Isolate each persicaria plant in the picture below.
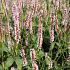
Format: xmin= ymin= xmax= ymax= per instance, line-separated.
xmin=0 ymin=0 xmax=70 ymax=70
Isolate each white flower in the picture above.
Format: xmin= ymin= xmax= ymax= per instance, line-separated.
xmin=11 ymin=67 xmax=15 ymax=70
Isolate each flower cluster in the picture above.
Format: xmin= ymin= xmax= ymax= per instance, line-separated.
xmin=62 ymin=5 xmax=68 ymax=27
xmin=49 ymin=11 xmax=55 ymax=43
xmin=20 ymin=48 xmax=27 ymax=66
xmin=25 ymin=10 xmax=33 ymax=47
xmin=11 ymin=0 xmax=20 ymax=44
xmin=30 ymin=49 xmax=38 ymax=70
xmin=37 ymin=15 xmax=43 ymax=49
xmin=53 ymin=0 xmax=60 ymax=9
xmin=17 ymin=0 xmax=23 ymax=15
xmin=5 ymin=0 xmax=10 ymax=10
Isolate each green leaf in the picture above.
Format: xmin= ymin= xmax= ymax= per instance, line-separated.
xmin=2 ymin=43 xmax=8 ymax=52
xmin=0 ymin=42 xmax=2 ymax=54
xmin=45 ymin=58 xmax=50 ymax=65
xmin=54 ymin=64 xmax=62 ymax=70
xmin=58 ymin=48 xmax=62 ymax=54
xmin=32 ymin=35 xmax=36 ymax=42
xmin=55 ymin=42 xmax=60 ymax=47
xmin=0 ymin=42 xmax=8 ymax=54
xmin=36 ymin=49 xmax=44 ymax=60
xmin=27 ymin=66 xmax=32 ymax=70
xmin=15 ymin=57 xmax=22 ymax=66
xmin=0 ymin=65 xmax=3 ymax=70
xmin=50 ymin=42 xmax=55 ymax=50
xmin=15 ymin=57 xmax=22 ymax=70
xmin=2 ymin=15 xmax=7 ymax=24
xmin=67 ymin=61 xmax=70 ymax=66
xmin=5 ymin=57 xmax=14 ymax=68
xmin=0 ymin=42 xmax=2 ymax=48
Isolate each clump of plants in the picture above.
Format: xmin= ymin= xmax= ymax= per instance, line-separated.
xmin=0 ymin=0 xmax=70 ymax=70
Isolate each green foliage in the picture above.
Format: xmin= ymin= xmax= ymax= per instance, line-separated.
xmin=0 ymin=65 xmax=3 ymax=70
xmin=2 ymin=15 xmax=7 ymax=25
xmin=5 ymin=57 xmax=14 ymax=69
xmin=15 ymin=57 xmax=22 ymax=70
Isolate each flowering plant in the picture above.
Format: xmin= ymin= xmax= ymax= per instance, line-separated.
xmin=0 ymin=0 xmax=70 ymax=70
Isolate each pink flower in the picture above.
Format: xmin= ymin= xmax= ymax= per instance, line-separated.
xmin=62 ymin=6 xmax=68 ymax=26
xmin=20 ymin=48 xmax=27 ymax=66
xmin=5 ymin=0 xmax=10 ymax=10
xmin=37 ymin=15 xmax=43 ymax=49
xmin=11 ymin=1 xmax=20 ymax=44
xmin=26 ymin=0 xmax=31 ymax=9
xmin=17 ymin=0 xmax=23 ymax=14
xmin=27 ymin=11 xmax=33 ymax=34
xmin=32 ymin=62 xmax=39 ymax=70
xmin=31 ymin=0 xmax=39 ymax=13
xmin=31 ymin=0 xmax=36 ymax=8
xmin=53 ymin=0 xmax=60 ymax=8
xmin=25 ymin=11 xmax=32 ymax=29
xmin=25 ymin=10 xmax=33 ymax=47
xmin=49 ymin=13 xmax=55 ymax=43
xmin=30 ymin=49 xmax=38 ymax=70
xmin=30 ymin=49 xmax=36 ymax=62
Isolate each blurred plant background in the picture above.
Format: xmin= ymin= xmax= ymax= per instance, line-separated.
xmin=0 ymin=0 xmax=70 ymax=70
